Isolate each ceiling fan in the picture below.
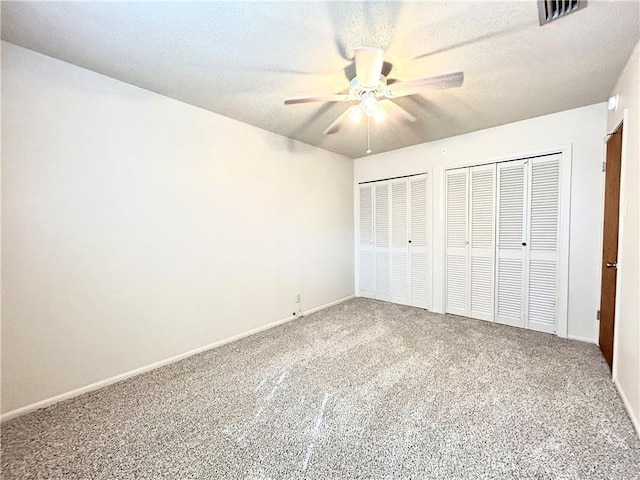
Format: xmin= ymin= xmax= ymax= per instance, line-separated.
xmin=284 ymin=47 xmax=464 ymax=136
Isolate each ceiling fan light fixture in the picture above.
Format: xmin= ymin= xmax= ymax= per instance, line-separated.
xmin=360 ymin=93 xmax=378 ymax=116
xmin=348 ymin=106 xmax=365 ymax=124
xmin=373 ymin=107 xmax=388 ymax=123
xmin=360 ymin=93 xmax=386 ymax=122
xmin=373 ymin=107 xmax=387 ymax=124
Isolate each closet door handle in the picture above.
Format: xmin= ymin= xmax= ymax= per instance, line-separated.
xmin=522 ymin=242 xmax=527 ymax=246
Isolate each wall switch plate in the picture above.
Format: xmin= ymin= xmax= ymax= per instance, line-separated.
xmin=295 ymin=294 xmax=301 ymax=303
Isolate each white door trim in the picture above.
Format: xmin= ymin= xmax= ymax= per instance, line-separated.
xmin=611 ymin=110 xmax=628 ymax=382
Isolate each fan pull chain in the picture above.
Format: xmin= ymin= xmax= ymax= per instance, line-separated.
xmin=366 ymin=115 xmax=372 ymax=154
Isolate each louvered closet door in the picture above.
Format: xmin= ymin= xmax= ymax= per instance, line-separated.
xmin=469 ymin=165 xmax=496 ymax=321
xmin=527 ymin=155 xmax=560 ymax=333
xmin=445 ymin=169 xmax=469 ymax=316
xmin=374 ymin=183 xmax=391 ymax=302
xmin=495 ymin=160 xmax=527 ymax=328
xmin=409 ymin=174 xmax=430 ymax=309
xmin=358 ymin=185 xmax=375 ymax=298
xmin=390 ymin=180 xmax=410 ymax=304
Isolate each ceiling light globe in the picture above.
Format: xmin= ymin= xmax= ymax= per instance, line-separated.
xmin=348 ymin=106 xmax=364 ymax=124
xmin=373 ymin=108 xmax=387 ymax=123
xmin=361 ymin=94 xmax=380 ymax=117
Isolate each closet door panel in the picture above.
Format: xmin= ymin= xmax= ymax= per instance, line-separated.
xmin=375 ymin=252 xmax=391 ymax=300
xmin=410 ymin=253 xmax=428 ymax=308
xmin=471 ymin=258 xmax=493 ymax=319
xmin=374 ymin=183 xmax=391 ymax=301
xmin=497 ymin=256 xmax=524 ymax=326
xmin=495 ymin=161 xmax=527 ymax=328
xmin=358 ymin=174 xmax=432 ymax=309
xmin=527 ymin=156 xmax=560 ymax=333
xmin=409 ymin=175 xmax=430 ymax=309
xmin=440 ymin=155 xmax=562 ymax=333
xmin=528 ymin=260 xmax=557 ymax=332
xmin=445 ymin=169 xmax=469 ymax=316
xmin=392 ymin=253 xmax=410 ymax=303
xmin=446 ymin=256 xmax=467 ymax=314
xmin=390 ymin=181 xmax=410 ymax=304
xmin=358 ymin=185 xmax=375 ymax=298
xmin=469 ymin=165 xmax=496 ymax=321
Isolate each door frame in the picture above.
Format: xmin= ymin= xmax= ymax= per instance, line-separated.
xmin=609 ymin=111 xmax=629 ymax=381
xmin=439 ymin=144 xmax=572 ymax=338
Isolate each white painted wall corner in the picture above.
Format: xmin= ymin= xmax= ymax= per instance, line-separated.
xmin=614 ymin=378 xmax=640 ymax=437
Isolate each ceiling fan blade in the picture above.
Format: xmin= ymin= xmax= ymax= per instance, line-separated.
xmin=379 ymin=100 xmax=417 ymax=123
xmin=386 ymin=72 xmax=464 ymax=98
xmin=323 ymin=106 xmax=360 ymax=135
xmin=284 ymin=94 xmax=351 ymax=105
xmin=355 ymin=47 xmax=384 ymax=89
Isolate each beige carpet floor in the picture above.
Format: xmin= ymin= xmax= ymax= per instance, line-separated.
xmin=2 ymin=298 xmax=639 ymax=479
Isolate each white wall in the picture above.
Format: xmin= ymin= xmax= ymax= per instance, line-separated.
xmin=355 ymin=102 xmax=607 ymax=343
xmin=1 ymin=42 xmax=354 ymax=415
xmin=608 ymin=41 xmax=639 ymax=434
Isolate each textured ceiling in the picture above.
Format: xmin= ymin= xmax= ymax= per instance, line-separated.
xmin=2 ymin=1 xmax=639 ymax=159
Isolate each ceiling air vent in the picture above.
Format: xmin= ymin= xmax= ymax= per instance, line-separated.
xmin=538 ymin=0 xmax=587 ymax=25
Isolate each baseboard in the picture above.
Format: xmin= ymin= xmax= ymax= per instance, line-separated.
xmin=302 ymin=294 xmax=354 ymax=316
xmin=614 ymin=377 xmax=640 ymax=437
xmin=0 ymin=294 xmax=355 ymax=423
xmin=567 ymin=334 xmax=598 ymax=344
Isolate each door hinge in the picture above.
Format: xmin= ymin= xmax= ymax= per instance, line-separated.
xmin=602 ymin=161 xmax=606 ymax=172
xmin=597 ymin=310 xmax=600 ymax=320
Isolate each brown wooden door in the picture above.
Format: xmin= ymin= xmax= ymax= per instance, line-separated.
xmin=599 ymin=124 xmax=623 ymax=368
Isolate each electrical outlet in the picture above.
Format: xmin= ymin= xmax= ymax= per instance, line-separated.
xmin=295 ymin=293 xmax=303 ymax=318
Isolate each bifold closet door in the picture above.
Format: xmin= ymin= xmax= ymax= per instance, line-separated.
xmin=358 ymin=175 xmax=431 ymax=309
xmin=390 ymin=180 xmax=410 ymax=304
xmin=445 ymin=166 xmax=495 ymax=320
xmin=495 ymin=160 xmax=527 ymax=328
xmin=469 ymin=164 xmax=496 ymax=321
xmin=445 ymin=169 xmax=469 ymax=316
xmin=374 ymin=183 xmax=391 ymax=301
xmin=358 ymin=185 xmax=375 ymax=298
xmin=527 ymin=155 xmax=560 ymax=333
xmin=389 ymin=175 xmax=431 ymax=308
xmin=409 ymin=175 xmax=430 ymax=309
xmin=495 ymin=155 xmax=561 ymax=333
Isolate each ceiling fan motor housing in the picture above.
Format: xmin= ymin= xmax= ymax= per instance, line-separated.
xmin=349 ymin=75 xmax=388 ymax=99
xmin=349 ymin=76 xmax=389 ymax=122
